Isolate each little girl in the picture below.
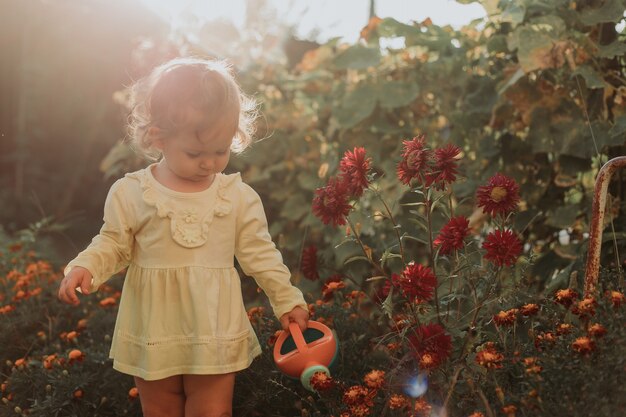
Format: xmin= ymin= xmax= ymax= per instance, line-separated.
xmin=58 ymin=57 xmax=309 ymax=417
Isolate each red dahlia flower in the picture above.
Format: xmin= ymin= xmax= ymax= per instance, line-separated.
xmin=482 ymin=229 xmax=522 ymax=267
xmin=397 ymin=135 xmax=433 ymax=185
xmin=408 ymin=323 xmax=452 ymax=370
xmin=476 ymin=173 xmax=520 ymax=217
xmin=312 ymin=177 xmax=352 ymax=227
xmin=425 ymin=143 xmax=461 ymax=190
xmin=434 ymin=216 xmax=470 ymax=255
xmin=339 ymin=147 xmax=371 ymax=197
xmin=300 ymin=245 xmax=320 ymax=281
xmin=395 ymin=263 xmax=437 ymax=303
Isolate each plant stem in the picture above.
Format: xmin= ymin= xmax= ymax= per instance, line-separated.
xmin=466 ymin=377 xmax=495 ymax=417
xmin=425 ymin=195 xmax=442 ymax=324
xmin=377 ymin=192 xmax=406 ymax=264
xmin=346 ymin=216 xmax=387 ymax=278
xmin=443 ymin=365 xmax=464 ymax=409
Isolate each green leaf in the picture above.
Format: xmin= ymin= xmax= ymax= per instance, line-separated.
xmin=509 ymin=16 xmax=567 ymax=72
xmin=545 ymin=204 xmax=579 ymax=228
xmin=377 ymin=18 xmax=421 ymax=38
xmin=609 ymin=115 xmax=626 ymax=138
xmin=487 ymin=34 xmax=510 ymax=54
xmin=381 ymin=288 xmax=394 ymax=318
xmin=580 ymin=0 xmax=625 ymax=25
xmin=597 ymin=40 xmax=626 ymax=58
xmin=376 ymin=80 xmax=420 ymax=109
xmin=280 ymin=193 xmax=312 ymax=221
xmin=333 ymin=44 xmax=381 ymax=70
xmin=344 ymin=255 xmax=371 ymax=265
xmin=332 ymin=83 xmax=377 ymax=128
xmin=501 ymin=2 xmax=526 ymax=26
xmin=571 ymin=65 xmax=606 ymax=89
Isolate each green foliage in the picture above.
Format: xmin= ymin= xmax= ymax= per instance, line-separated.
xmin=209 ymin=0 xmax=626 ymax=285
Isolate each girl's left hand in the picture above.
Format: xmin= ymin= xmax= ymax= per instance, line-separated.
xmin=279 ymin=306 xmax=309 ymax=332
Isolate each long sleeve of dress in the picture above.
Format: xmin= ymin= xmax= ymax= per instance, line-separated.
xmin=64 ymin=179 xmax=134 ymax=291
xmin=234 ymin=183 xmax=308 ymax=320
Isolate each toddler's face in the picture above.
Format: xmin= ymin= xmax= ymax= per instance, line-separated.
xmin=152 ymin=111 xmax=234 ymax=185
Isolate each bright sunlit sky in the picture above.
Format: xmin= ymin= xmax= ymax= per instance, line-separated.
xmin=139 ymin=0 xmax=487 ymax=42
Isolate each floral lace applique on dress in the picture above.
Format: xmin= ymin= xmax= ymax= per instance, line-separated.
xmin=126 ymin=169 xmax=240 ymax=248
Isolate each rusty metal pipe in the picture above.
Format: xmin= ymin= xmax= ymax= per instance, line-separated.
xmin=584 ymin=156 xmax=626 ymax=296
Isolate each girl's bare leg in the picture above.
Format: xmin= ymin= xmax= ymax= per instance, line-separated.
xmin=133 ymin=375 xmax=185 ymax=417
xmin=183 ymin=373 xmax=236 ymax=417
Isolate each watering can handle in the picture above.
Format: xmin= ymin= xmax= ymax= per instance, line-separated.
xmin=288 ymin=322 xmax=308 ymax=353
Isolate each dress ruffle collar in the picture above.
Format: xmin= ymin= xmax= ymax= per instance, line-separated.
xmin=125 ymin=167 xmax=241 ymax=248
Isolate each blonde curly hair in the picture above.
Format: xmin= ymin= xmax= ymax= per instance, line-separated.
xmin=127 ymin=57 xmax=257 ymax=159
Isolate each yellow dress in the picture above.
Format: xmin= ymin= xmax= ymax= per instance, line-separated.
xmin=65 ymin=164 xmax=308 ymax=380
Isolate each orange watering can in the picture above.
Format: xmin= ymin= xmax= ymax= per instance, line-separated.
xmin=273 ymin=320 xmax=339 ymax=391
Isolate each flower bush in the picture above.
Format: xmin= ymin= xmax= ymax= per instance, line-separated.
xmin=1 ymin=137 xmax=625 ymax=416
xmin=236 ymin=137 xmax=625 ymax=417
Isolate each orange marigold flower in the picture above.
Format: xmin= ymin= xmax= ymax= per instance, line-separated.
xmin=363 ymin=370 xmax=385 ymax=389
xmin=0 ymin=305 xmax=15 ymax=314
xmin=554 ymin=288 xmax=578 ymax=308
xmin=342 ymin=385 xmax=373 ymax=407
xmin=68 ymin=349 xmax=85 ymax=363
xmin=520 ymin=303 xmax=539 ymax=316
xmin=73 ymin=389 xmax=83 ymax=399
xmin=501 ymin=405 xmax=517 ymax=416
xmin=77 ymin=319 xmax=88 ymax=330
xmin=128 ymin=387 xmax=139 ymax=399
xmin=386 ymin=342 xmax=401 ymax=351
xmin=66 ymin=331 xmax=78 ymax=341
xmin=322 ymin=279 xmax=346 ymax=300
xmin=556 ymin=323 xmax=574 ymax=335
xmin=413 ymin=398 xmax=432 ymax=416
xmin=493 ymin=309 xmax=519 ymax=326
xmin=14 ymin=358 xmax=27 ymax=368
xmin=99 ymin=297 xmax=117 ymax=307
xmin=608 ymin=290 xmax=625 ymax=308
xmin=349 ymin=404 xmax=371 ymax=417
xmin=310 ymin=371 xmax=335 ymax=392
xmin=572 ymin=297 xmax=596 ymax=318
xmin=534 ymin=331 xmax=556 ymax=349
xmin=43 ymin=354 xmax=57 ymax=370
xmin=475 ymin=342 xmax=504 ymax=369
xmin=572 ymin=336 xmax=595 ymax=354
xmin=523 ymin=357 xmax=542 ymax=374
xmin=346 ymin=290 xmax=366 ymax=302
xmin=388 ymin=394 xmax=409 ymax=410
xmin=588 ymin=323 xmax=607 ymax=338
